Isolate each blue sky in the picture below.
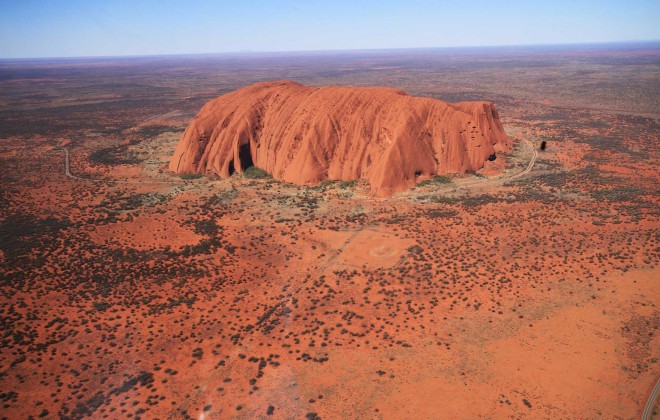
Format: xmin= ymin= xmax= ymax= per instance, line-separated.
xmin=1 ymin=0 xmax=658 ymax=58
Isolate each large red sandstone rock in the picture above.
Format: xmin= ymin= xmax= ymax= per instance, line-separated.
xmin=170 ymin=81 xmax=510 ymax=196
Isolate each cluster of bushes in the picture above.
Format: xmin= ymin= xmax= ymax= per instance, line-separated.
xmin=192 ymin=218 xmax=220 ymax=236
xmin=115 ymin=193 xmax=168 ymax=211
xmin=243 ymin=166 xmax=272 ymax=179
xmin=417 ymin=175 xmax=452 ymax=187
xmin=136 ymin=124 xmax=172 ymax=138
xmin=0 ymin=214 xmax=71 ymax=261
xmin=592 ymin=186 xmax=644 ymax=202
xmin=180 ymin=173 xmax=203 ymax=180
xmin=311 ymin=178 xmax=357 ymax=191
xmin=206 ymin=187 xmax=238 ymax=205
xmin=425 ymin=209 xmax=458 ymax=218
xmin=88 ymin=144 xmax=142 ymax=165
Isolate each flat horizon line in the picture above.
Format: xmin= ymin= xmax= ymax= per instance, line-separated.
xmin=1 ymin=39 xmax=659 ymax=61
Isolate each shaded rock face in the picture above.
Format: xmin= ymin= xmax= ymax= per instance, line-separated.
xmin=170 ymin=80 xmax=510 ymax=196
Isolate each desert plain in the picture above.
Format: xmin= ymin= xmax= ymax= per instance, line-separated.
xmin=0 ymin=43 xmax=658 ymax=418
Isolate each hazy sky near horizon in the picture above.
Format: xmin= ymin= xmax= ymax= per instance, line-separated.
xmin=1 ymin=0 xmax=659 ymax=58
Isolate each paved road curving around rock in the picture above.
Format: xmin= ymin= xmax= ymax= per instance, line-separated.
xmin=642 ymin=378 xmax=660 ymax=420
xmin=55 ymin=136 xmax=539 ymax=190
xmin=55 ymin=145 xmax=185 ymax=185
xmin=503 ymin=137 xmax=539 ymax=181
xmin=56 ymin=145 xmax=99 ymax=181
xmin=453 ymin=136 xmax=538 ymax=189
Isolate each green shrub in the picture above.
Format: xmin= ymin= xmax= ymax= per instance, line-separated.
xmin=417 ymin=175 xmax=452 ymax=187
xmin=311 ymin=180 xmax=335 ymax=191
xmin=243 ymin=166 xmax=271 ymax=179
xmin=88 ymin=144 xmax=142 ymax=165
xmin=180 ymin=173 xmax=203 ymax=180
xmin=433 ymin=175 xmax=452 ymax=183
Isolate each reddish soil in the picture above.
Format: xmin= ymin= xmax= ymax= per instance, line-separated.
xmin=0 ymin=44 xmax=658 ymax=419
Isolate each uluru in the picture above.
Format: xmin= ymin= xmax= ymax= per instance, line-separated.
xmin=170 ymin=80 xmax=510 ymax=196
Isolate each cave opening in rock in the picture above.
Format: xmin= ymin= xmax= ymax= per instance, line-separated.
xmin=487 ymin=153 xmax=497 ymax=161
xmin=228 ymin=160 xmax=235 ymax=176
xmin=239 ymin=143 xmax=254 ymax=171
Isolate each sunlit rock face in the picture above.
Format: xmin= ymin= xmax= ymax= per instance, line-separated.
xmin=170 ymin=80 xmax=510 ymax=196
